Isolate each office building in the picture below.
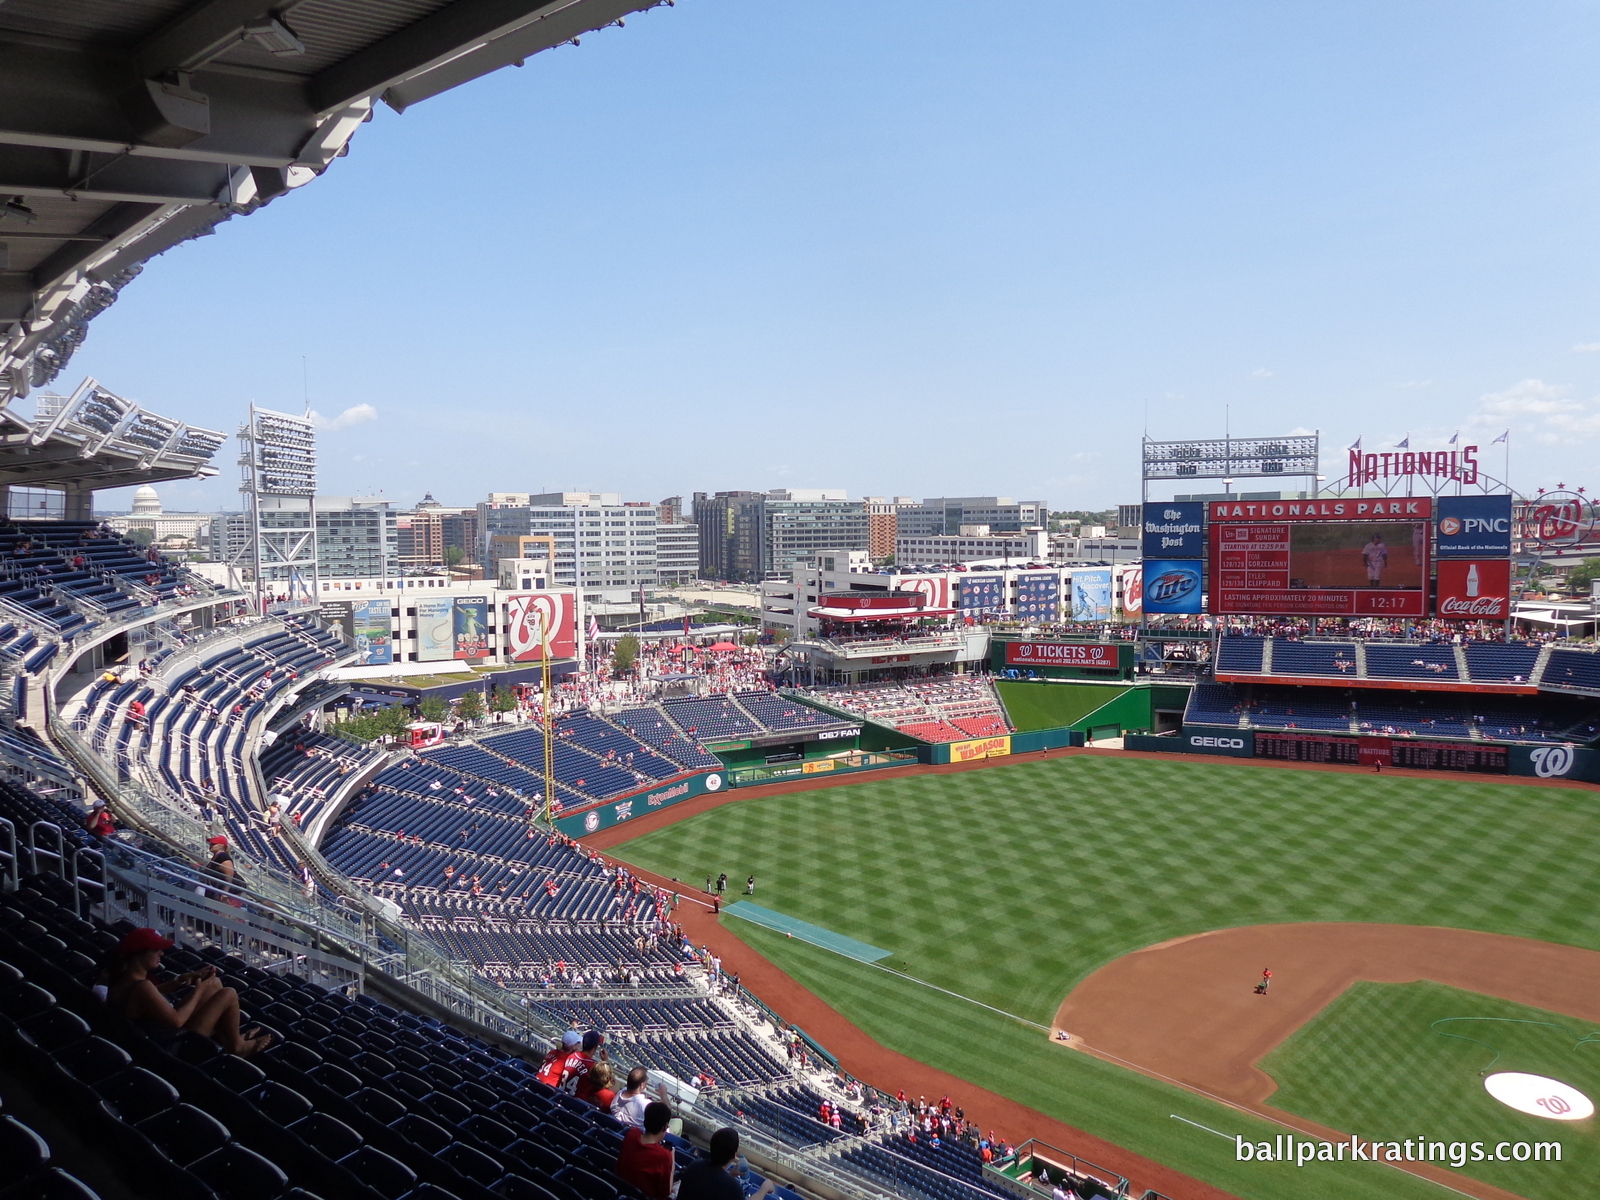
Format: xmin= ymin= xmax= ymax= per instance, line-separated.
xmin=895 ymin=496 xmax=1049 ymax=538
xmin=477 ymin=491 xmax=657 ymax=602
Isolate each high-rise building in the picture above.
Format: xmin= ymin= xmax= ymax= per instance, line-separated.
xmin=861 ymin=496 xmax=915 ymax=562
xmin=762 ymin=490 xmax=868 ymax=579
xmin=476 ymin=491 xmax=657 ymax=602
xmin=895 ymin=496 xmax=1049 ymax=539
xmin=693 ymin=489 xmax=868 ymax=581
xmin=693 ymin=491 xmax=765 ymax=582
xmin=658 ymin=495 xmax=684 ymax=525
xmin=398 ymin=493 xmax=478 ymax=569
xmin=314 ymin=497 xmax=398 ymax=579
xmin=655 ymin=522 xmax=699 ymax=584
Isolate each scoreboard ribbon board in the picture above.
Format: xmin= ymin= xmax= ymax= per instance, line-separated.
xmin=1255 ymin=731 xmax=1507 ymax=773
xmin=1209 ymin=497 xmax=1432 ymax=616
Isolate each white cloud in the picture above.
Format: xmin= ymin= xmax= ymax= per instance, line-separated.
xmin=1573 ymin=343 xmax=1600 ymax=353
xmin=1249 ymin=368 xmax=1273 ymax=378
xmin=1468 ymin=378 xmax=1600 ymax=443
xmin=1400 ymin=380 xmax=1434 ymax=389
xmin=309 ymin=403 xmax=377 ymax=432
xmin=1287 ymin=426 xmax=1315 ymax=436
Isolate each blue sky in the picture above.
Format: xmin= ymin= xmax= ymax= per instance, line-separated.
xmin=72 ymin=0 xmax=1600 ymax=513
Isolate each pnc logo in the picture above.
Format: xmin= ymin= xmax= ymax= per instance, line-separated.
xmin=1439 ymin=517 xmax=1462 ymax=536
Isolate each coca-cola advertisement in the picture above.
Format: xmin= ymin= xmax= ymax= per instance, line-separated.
xmin=1436 ymin=559 xmax=1510 ymax=620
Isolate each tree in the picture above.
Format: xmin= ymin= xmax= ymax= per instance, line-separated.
xmin=612 ymin=633 xmax=639 ymax=676
xmin=456 ymin=689 xmax=484 ymax=722
xmin=444 ymin=545 xmax=466 ymax=568
xmin=1564 ymin=557 xmax=1600 ymax=594
xmin=419 ymin=695 xmax=448 ymax=723
xmin=489 ymin=686 xmax=518 ymax=716
xmin=742 ymin=631 xmax=759 ymax=647
xmin=127 ymin=527 xmax=155 ymax=546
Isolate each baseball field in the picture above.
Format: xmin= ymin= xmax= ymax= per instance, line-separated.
xmin=608 ymin=753 xmax=1600 ymax=1200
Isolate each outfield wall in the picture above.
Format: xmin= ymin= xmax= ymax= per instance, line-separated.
xmin=1126 ymin=728 xmax=1600 ymax=782
xmin=554 ymin=769 xmax=727 ymax=836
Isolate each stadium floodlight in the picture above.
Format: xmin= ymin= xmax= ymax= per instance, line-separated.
xmin=1141 ymin=433 xmax=1320 ymax=483
xmin=1 ymin=196 xmax=34 ymax=224
xmin=242 ymin=16 xmax=306 ymax=56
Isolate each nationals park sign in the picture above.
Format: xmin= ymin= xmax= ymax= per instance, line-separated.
xmin=1005 ymin=642 xmax=1119 ymax=668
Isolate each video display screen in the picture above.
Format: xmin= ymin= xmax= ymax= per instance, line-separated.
xmin=1210 ymin=519 xmax=1430 ymax=616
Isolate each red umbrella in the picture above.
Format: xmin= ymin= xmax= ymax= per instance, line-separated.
xmin=707 ymin=641 xmax=740 ymax=651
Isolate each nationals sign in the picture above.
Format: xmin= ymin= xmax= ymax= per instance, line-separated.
xmin=1005 ymin=641 xmax=1118 ymax=668
xmin=505 ymin=592 xmax=576 ymax=662
xmin=1436 ymin=559 xmax=1511 ymax=620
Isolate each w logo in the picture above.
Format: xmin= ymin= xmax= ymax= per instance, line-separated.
xmin=508 ymin=593 xmax=568 ymax=661
xmin=1529 ymin=744 xmax=1575 ymax=778
xmin=1537 ymin=1095 xmax=1572 ymax=1115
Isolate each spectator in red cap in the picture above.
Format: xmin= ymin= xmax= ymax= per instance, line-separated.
xmin=102 ymin=928 xmax=272 ymax=1057
xmin=201 ymin=836 xmax=238 ymax=902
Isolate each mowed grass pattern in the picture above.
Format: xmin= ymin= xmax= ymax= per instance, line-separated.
xmin=618 ymin=756 xmax=1600 ymax=1023
xmin=1263 ymin=982 xmax=1600 ymax=1198
xmin=611 ymin=756 xmax=1600 ymax=1200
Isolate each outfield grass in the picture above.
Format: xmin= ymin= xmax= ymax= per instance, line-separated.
xmin=611 ymin=755 xmax=1600 ymax=1200
xmin=1263 ymin=981 xmax=1600 ymax=1199
xmin=993 ymin=681 xmax=1127 ymax=731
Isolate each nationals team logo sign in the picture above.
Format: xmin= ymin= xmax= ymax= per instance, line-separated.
xmin=506 ymin=592 xmax=575 ymax=662
xmin=1529 ymin=744 xmax=1575 ymax=778
xmin=896 ymin=577 xmax=949 ymax=610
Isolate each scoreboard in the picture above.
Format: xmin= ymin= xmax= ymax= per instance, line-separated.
xmin=1255 ymin=730 xmax=1506 ymax=773
xmin=1208 ymin=498 xmax=1432 ymax=617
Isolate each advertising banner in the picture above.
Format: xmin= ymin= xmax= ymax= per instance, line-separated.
xmin=554 ymin=770 xmax=726 ymax=838
xmin=319 ymin=600 xmax=353 ymax=638
xmin=415 ymin=596 xmax=455 ymax=661
xmin=350 ymin=598 xmax=393 ymax=666
xmin=1071 ymin=569 xmax=1112 ymax=621
xmin=1209 ymin=515 xmax=1430 ymax=617
xmin=453 ymin=596 xmax=491 ymax=660
xmin=1435 ymin=495 xmax=1513 ymax=558
xmin=895 ymin=576 xmax=950 ymax=610
xmin=1004 ymin=642 xmax=1118 ymax=668
xmin=506 ymin=592 xmax=576 ymax=662
xmin=1436 ymin=559 xmax=1511 ymax=621
xmin=1014 ymin=573 xmax=1060 ymax=621
xmin=1141 ymin=560 xmax=1204 ymax=614
xmin=958 ymin=576 xmax=1005 ymax=616
xmin=1119 ymin=566 xmax=1143 ymax=615
xmin=1142 ymin=500 xmax=1205 ymax=558
xmin=1179 ymin=727 xmax=1255 ymax=756
xmin=950 ymin=735 xmax=1010 ymax=762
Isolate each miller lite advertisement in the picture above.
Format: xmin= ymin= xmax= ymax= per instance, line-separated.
xmin=1436 ymin=559 xmax=1510 ymax=620
xmin=1141 ymin=560 xmax=1204 ymax=614
xmin=506 ymin=592 xmax=576 ymax=661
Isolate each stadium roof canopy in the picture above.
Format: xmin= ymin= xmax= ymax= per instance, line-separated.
xmin=0 ymin=0 xmax=665 ymax=406
xmin=0 ymin=375 xmax=226 ymax=491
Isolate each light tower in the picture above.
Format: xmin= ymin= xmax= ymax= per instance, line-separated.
xmin=234 ymin=405 xmax=319 ymax=612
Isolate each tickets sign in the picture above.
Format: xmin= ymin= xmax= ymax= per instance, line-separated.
xmin=1004 ymin=642 xmax=1118 ymax=668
